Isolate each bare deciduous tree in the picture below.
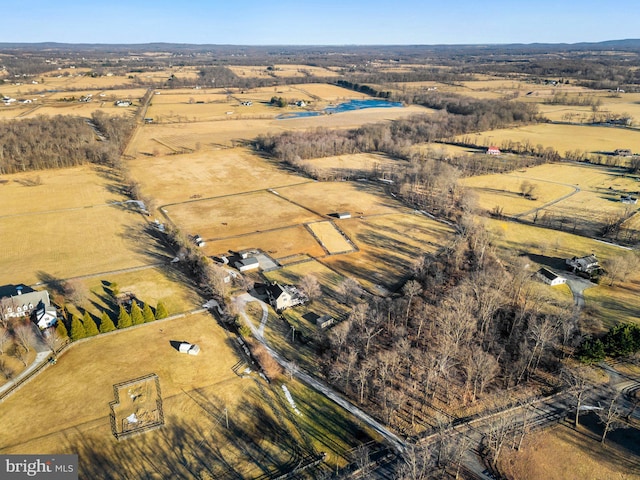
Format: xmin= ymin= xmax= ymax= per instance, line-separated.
xmin=63 ymin=279 xmax=89 ymax=307
xmin=597 ymin=388 xmax=628 ymax=445
xmin=0 ymin=327 xmax=10 ymax=355
xmin=561 ymin=365 xmax=594 ymax=428
xmin=14 ymin=324 xmax=35 ymax=353
xmin=402 ymin=280 xmax=422 ymax=327
xmin=398 ymin=443 xmax=431 ymax=480
xmin=298 ymin=274 xmax=321 ymax=302
xmin=338 ymin=277 xmax=364 ymax=305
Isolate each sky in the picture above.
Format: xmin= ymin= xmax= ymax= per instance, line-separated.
xmin=3 ymin=0 xmax=639 ymax=45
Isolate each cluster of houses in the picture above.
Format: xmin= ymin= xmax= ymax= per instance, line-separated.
xmin=0 ymin=285 xmax=57 ymax=330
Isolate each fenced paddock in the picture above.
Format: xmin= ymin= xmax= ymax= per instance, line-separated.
xmin=109 ymin=373 xmax=164 ymax=440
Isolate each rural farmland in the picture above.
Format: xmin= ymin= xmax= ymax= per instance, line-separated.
xmin=1 ymin=38 xmax=640 ymax=480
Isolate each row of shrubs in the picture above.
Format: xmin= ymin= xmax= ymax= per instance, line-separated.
xmin=56 ymin=301 xmax=169 ymax=342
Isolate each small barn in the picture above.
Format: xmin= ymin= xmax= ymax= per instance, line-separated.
xmin=336 ymin=212 xmax=351 ymax=219
xmin=487 ymin=146 xmax=501 ymax=155
xmin=536 ymin=267 xmax=566 ymax=286
xmin=316 ymin=315 xmax=335 ymax=329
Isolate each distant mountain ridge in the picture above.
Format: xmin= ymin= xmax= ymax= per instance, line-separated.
xmin=0 ymin=39 xmax=639 ymax=53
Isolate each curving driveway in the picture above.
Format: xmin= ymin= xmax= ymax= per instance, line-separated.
xmin=563 ymin=272 xmax=595 ymax=309
xmin=233 ymin=293 xmax=406 ymax=453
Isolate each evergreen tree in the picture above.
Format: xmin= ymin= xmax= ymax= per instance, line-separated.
xmin=155 ymin=301 xmax=168 ymax=320
xmin=56 ymin=319 xmax=69 ymax=340
xmin=131 ymin=302 xmax=144 ymax=325
xmin=99 ymin=311 xmax=116 ymax=333
xmin=83 ymin=311 xmax=99 ymax=337
xmin=142 ymin=303 xmax=155 ymax=323
xmin=117 ymin=305 xmax=132 ymax=329
xmin=577 ymin=337 xmax=605 ymax=364
xmin=70 ymin=314 xmax=86 ymax=341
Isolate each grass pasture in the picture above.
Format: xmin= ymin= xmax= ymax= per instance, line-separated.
xmin=461 ymin=173 xmax=576 ymax=216
xmin=323 ymin=213 xmax=453 ymax=293
xmin=0 ymin=313 xmax=376 ymax=477
xmin=67 ymin=265 xmax=201 ymax=319
xmin=456 ymin=123 xmax=640 ymax=159
xmin=298 ymin=152 xmax=409 ymax=179
xmin=128 ymin=148 xmax=307 ymax=205
xmin=164 ymin=191 xmax=323 ymax=241
xmin=307 ymin=221 xmax=354 ymax=254
xmin=0 ymin=165 xmax=164 ymax=286
xmin=499 ymin=419 xmax=640 ymax=480
xmin=205 ymin=225 xmax=326 ymax=260
xmin=276 ymin=180 xmax=407 ymax=217
xmin=462 ymin=163 xmax=640 ymax=237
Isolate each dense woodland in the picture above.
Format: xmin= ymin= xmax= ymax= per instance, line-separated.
xmin=0 ymin=113 xmax=133 ymax=174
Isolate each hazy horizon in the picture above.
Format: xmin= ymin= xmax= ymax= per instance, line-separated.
xmin=3 ymin=0 xmax=639 ymax=46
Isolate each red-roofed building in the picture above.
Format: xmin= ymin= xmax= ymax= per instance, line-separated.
xmin=487 ymin=146 xmax=501 ymax=155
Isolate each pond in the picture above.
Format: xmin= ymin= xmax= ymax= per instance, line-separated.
xmin=276 ymin=98 xmax=403 ymax=120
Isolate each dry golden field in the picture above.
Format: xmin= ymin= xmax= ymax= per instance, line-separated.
xmin=460 ymin=172 xmax=577 ymax=216
xmin=205 ymin=225 xmax=326 ymax=260
xmin=298 ymin=152 xmax=409 ymax=178
xmin=275 ymin=181 xmax=407 ymax=217
xmin=499 ymin=421 xmax=640 ymax=480
xmin=0 ymin=313 xmax=374 ymax=476
xmin=128 ymin=148 xmax=308 ymax=205
xmin=323 ymin=213 xmax=453 ymax=292
xmin=307 ymin=221 xmax=354 ymax=254
xmin=0 ymin=165 xmax=165 ymax=286
xmin=0 ymin=166 xmax=117 ymax=214
xmin=486 ymin=218 xmax=625 ymax=261
xmin=456 ymin=123 xmax=640 ymax=156
xmin=227 ymin=65 xmax=340 ymax=78
xmin=164 ymin=191 xmax=323 ymax=240
xmin=584 ymin=280 xmax=640 ymax=328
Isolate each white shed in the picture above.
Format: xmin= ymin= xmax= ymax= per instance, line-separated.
xmin=178 ymin=342 xmax=200 ymax=355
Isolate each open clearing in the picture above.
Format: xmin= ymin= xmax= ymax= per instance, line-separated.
xmin=298 ymin=152 xmax=409 ymax=178
xmin=0 ymin=313 xmax=375 ymax=476
xmin=127 ymin=104 xmax=428 ymax=153
xmin=323 ymin=213 xmax=453 ymax=292
xmin=461 ymin=172 xmax=576 ymax=216
xmin=68 ymin=265 xmax=202 ymax=319
xmin=205 ymin=225 xmax=327 ymax=260
xmin=164 ymin=191 xmax=323 ymax=240
xmin=455 ymin=123 xmax=640 ymax=157
xmin=129 ymin=147 xmax=307 ymax=205
xmin=499 ymin=419 xmax=640 ymax=480
xmin=462 ymin=163 xmax=640 ymax=236
xmin=276 ymin=181 xmax=407 ymax=217
xmin=307 ymin=221 xmax=354 ymax=254
xmin=0 ymin=165 xmax=164 ymax=286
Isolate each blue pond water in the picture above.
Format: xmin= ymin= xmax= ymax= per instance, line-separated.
xmin=276 ymin=99 xmax=403 ymax=120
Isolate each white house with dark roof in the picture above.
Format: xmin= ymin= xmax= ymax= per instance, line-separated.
xmin=0 ymin=286 xmax=57 ymax=329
